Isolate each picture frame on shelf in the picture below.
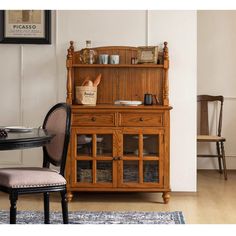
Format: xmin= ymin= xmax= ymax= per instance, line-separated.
xmin=137 ymin=46 xmax=158 ymax=64
xmin=0 ymin=10 xmax=51 ymax=44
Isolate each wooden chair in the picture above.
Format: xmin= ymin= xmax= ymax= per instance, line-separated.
xmin=197 ymin=95 xmax=227 ymax=180
xmin=0 ymin=103 xmax=71 ymax=224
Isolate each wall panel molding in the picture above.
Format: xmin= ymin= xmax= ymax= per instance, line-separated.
xmin=54 ymin=10 xmax=59 ymax=102
xmin=225 ymin=96 xmax=236 ymax=100
xmin=145 ymin=10 xmax=149 ymax=46
xmin=19 ymin=45 xmax=24 ymax=165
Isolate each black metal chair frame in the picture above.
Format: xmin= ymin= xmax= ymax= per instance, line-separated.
xmin=0 ymin=103 xmax=71 ymax=224
xmin=197 ymin=95 xmax=227 ymax=180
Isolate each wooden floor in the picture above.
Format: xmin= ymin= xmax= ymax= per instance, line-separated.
xmin=0 ymin=170 xmax=235 ymax=224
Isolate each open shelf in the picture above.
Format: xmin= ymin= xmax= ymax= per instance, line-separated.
xmin=72 ymin=64 xmax=164 ymax=68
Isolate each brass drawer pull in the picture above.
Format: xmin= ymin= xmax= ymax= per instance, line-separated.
xmin=91 ymin=117 xmax=96 ymax=121
xmin=139 ymin=117 xmax=144 ymax=121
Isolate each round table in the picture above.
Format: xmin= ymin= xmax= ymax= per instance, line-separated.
xmin=0 ymin=128 xmax=54 ymax=151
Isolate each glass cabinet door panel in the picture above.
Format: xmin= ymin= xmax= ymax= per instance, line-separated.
xmin=143 ymin=134 xmax=159 ymax=157
xmin=143 ymin=161 xmax=159 ymax=183
xmin=77 ymin=160 xmax=93 ymax=183
xmin=123 ymin=161 xmax=139 ymax=183
xmin=96 ymin=134 xmax=112 ymax=156
xmin=96 ymin=161 xmax=112 ymax=183
xmin=77 ymin=134 xmax=92 ymax=157
xmin=123 ymin=135 xmax=139 ymax=157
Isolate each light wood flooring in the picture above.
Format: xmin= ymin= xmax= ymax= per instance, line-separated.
xmin=0 ymin=170 xmax=235 ymax=224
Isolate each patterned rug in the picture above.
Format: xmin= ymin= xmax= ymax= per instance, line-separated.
xmin=0 ymin=210 xmax=185 ymax=224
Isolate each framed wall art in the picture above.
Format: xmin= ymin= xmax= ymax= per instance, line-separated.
xmin=137 ymin=46 xmax=158 ymax=64
xmin=0 ymin=10 xmax=51 ymax=44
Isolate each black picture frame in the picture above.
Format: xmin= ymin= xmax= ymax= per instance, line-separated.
xmin=0 ymin=10 xmax=51 ymax=44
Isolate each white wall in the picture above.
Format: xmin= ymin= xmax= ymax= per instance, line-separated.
xmin=148 ymin=11 xmax=197 ymax=191
xmin=0 ymin=10 xmax=197 ymax=191
xmin=197 ymin=10 xmax=236 ymax=169
xmin=0 ymin=12 xmax=57 ymax=166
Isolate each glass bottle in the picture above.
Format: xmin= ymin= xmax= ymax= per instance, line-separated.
xmin=86 ymin=40 xmax=96 ymax=64
xmin=86 ymin=40 xmax=91 ymax=48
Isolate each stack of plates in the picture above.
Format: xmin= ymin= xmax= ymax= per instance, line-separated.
xmin=114 ymin=100 xmax=142 ymax=106
xmin=3 ymin=126 xmax=33 ymax=132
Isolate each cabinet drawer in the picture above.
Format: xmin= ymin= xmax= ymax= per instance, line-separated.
xmin=119 ymin=113 xmax=163 ymax=127
xmin=72 ymin=113 xmax=115 ymax=126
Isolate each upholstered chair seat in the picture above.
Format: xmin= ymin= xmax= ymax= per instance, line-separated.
xmin=0 ymin=167 xmax=66 ymax=188
xmin=0 ymin=103 xmax=71 ymax=224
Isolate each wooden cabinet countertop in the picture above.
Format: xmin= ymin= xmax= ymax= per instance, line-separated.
xmin=71 ymin=104 xmax=173 ymax=110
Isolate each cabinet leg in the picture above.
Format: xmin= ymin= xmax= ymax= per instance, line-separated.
xmin=66 ymin=191 xmax=73 ymax=202
xmin=162 ymin=192 xmax=170 ymax=204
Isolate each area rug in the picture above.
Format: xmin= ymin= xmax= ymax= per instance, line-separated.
xmin=0 ymin=210 xmax=185 ymax=224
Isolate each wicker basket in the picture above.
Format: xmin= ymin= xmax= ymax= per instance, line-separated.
xmin=75 ymin=86 xmax=97 ymax=105
xmin=77 ymin=168 xmax=112 ymax=183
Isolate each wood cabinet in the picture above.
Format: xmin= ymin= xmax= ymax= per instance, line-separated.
xmin=65 ymin=41 xmax=172 ymax=203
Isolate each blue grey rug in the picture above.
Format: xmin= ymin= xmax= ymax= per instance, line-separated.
xmin=0 ymin=210 xmax=185 ymax=224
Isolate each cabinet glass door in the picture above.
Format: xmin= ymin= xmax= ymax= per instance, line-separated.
xmin=123 ymin=160 xmax=139 ymax=183
xmin=96 ymin=161 xmax=113 ymax=183
xmin=119 ymin=129 xmax=163 ymax=187
xmin=143 ymin=160 xmax=159 ymax=183
xmin=72 ymin=128 xmax=115 ymax=187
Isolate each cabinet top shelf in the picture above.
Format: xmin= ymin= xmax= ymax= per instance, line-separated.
xmin=72 ymin=64 xmax=164 ymax=68
xmin=66 ymin=41 xmax=170 ymax=106
xmin=71 ymin=104 xmax=172 ymax=110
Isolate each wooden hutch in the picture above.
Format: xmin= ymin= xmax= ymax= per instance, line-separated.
xmin=65 ymin=41 xmax=172 ymax=203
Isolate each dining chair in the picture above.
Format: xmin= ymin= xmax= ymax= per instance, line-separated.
xmin=197 ymin=95 xmax=227 ymax=180
xmin=0 ymin=103 xmax=71 ymax=224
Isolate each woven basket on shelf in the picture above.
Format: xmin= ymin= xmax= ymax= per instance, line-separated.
xmin=75 ymin=86 xmax=97 ymax=105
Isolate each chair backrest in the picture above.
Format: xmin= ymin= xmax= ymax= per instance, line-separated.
xmin=42 ymin=103 xmax=71 ymax=176
xmin=197 ymin=95 xmax=224 ymax=136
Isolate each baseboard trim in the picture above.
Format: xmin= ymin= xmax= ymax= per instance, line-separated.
xmin=197 ymin=155 xmax=236 ymax=169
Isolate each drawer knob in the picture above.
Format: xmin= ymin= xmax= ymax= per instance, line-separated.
xmin=91 ymin=117 xmax=96 ymax=121
xmin=139 ymin=117 xmax=144 ymax=121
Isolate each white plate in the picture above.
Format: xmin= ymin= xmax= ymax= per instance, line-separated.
xmin=4 ymin=126 xmax=33 ymax=132
xmin=97 ymin=137 xmax=103 ymax=142
xmin=77 ymin=135 xmax=92 ymax=144
xmin=77 ymin=136 xmax=104 ymax=144
xmin=132 ymin=135 xmax=149 ymax=139
xmin=134 ymin=149 xmax=149 ymax=155
xmin=114 ymin=100 xmax=142 ymax=106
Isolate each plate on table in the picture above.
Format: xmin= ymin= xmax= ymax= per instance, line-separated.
xmin=4 ymin=126 xmax=33 ymax=133
xmin=114 ymin=100 xmax=142 ymax=106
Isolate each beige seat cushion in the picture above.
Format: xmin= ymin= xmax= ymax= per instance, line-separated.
xmin=0 ymin=167 xmax=66 ymax=188
xmin=197 ymin=135 xmax=226 ymax=142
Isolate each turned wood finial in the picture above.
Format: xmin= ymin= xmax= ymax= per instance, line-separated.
xmin=163 ymin=41 xmax=169 ymax=58
xmin=163 ymin=41 xmax=169 ymax=69
xmin=67 ymin=41 xmax=74 ymax=60
xmin=70 ymin=41 xmax=74 ymax=51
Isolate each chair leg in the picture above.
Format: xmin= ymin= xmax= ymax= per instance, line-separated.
xmin=216 ymin=142 xmax=223 ymax=174
xmin=220 ymin=141 xmax=228 ymax=180
xmin=44 ymin=192 xmax=50 ymax=224
xmin=9 ymin=192 xmax=18 ymax=224
xmin=61 ymin=190 xmax=68 ymax=224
